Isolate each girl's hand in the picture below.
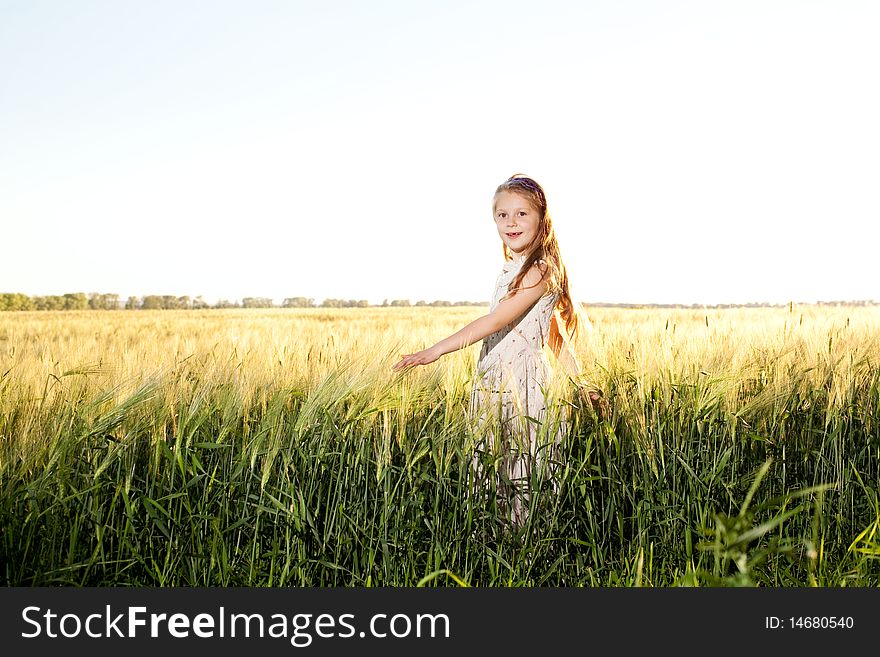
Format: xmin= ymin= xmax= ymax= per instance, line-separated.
xmin=392 ymin=346 xmax=442 ymax=371
xmin=571 ymin=379 xmax=610 ymax=421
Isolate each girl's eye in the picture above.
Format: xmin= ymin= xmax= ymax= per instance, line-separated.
xmin=519 ymin=211 xmax=527 ymax=216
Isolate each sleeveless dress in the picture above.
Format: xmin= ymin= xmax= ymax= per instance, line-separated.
xmin=467 ymin=252 xmax=567 ymax=528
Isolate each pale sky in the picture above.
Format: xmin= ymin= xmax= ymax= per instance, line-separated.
xmin=2 ymin=0 xmax=878 ymax=306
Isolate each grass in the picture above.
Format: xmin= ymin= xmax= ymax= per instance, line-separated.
xmin=1 ymin=305 xmax=879 ymax=585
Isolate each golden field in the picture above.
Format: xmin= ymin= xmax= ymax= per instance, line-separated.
xmin=1 ymin=305 xmax=878 ymax=586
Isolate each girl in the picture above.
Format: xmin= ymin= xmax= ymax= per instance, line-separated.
xmin=392 ymin=174 xmax=594 ymax=529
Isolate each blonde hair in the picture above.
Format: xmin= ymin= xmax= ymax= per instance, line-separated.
xmin=493 ymin=173 xmax=585 ymax=341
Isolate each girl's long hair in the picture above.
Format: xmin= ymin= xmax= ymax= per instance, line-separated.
xmin=494 ymin=173 xmax=586 ymax=341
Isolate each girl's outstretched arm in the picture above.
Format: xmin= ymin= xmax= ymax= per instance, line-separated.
xmin=392 ymin=263 xmax=548 ymax=371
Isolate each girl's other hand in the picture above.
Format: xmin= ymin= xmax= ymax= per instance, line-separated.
xmin=572 ymin=382 xmax=610 ymax=421
xmin=392 ymin=346 xmax=441 ymax=371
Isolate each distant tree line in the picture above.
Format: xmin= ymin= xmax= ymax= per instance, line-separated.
xmin=589 ymin=300 xmax=880 ymax=309
xmin=0 ymin=292 xmax=489 ymax=311
xmin=0 ymin=292 xmax=126 ymax=311
xmin=1 ymin=292 xmax=876 ymax=312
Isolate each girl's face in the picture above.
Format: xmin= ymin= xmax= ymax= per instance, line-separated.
xmin=493 ymin=190 xmax=541 ymax=257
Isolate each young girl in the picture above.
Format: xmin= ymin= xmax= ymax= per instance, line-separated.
xmin=392 ymin=174 xmax=591 ymax=529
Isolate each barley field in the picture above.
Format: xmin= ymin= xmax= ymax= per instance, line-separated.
xmin=1 ymin=305 xmax=879 ymax=586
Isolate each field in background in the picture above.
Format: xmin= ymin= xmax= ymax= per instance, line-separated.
xmin=1 ymin=305 xmax=879 ymax=585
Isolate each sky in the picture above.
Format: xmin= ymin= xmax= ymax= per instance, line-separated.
xmin=1 ymin=0 xmax=878 ymax=306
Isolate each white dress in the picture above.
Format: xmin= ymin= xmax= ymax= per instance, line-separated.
xmin=467 ymin=252 xmax=567 ymax=528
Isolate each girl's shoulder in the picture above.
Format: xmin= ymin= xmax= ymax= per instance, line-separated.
xmin=520 ymin=259 xmax=551 ymax=289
